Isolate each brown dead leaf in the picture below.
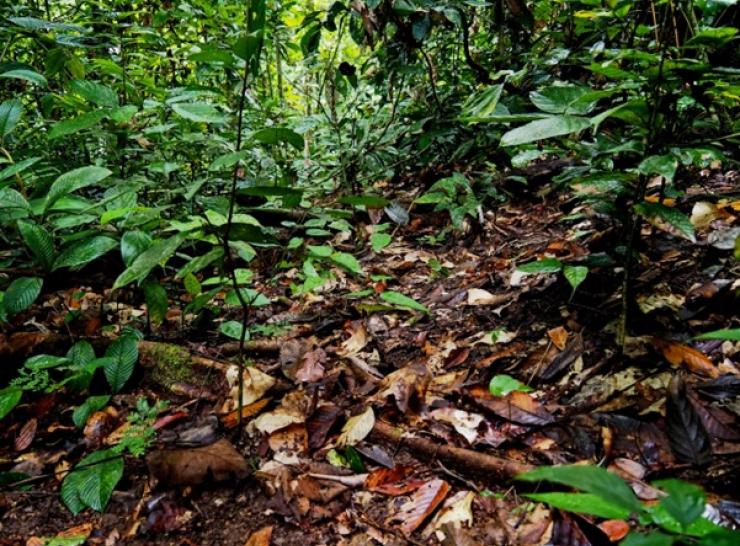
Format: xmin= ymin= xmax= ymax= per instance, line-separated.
xmin=337 ymin=407 xmax=375 ymax=447
xmin=268 ymin=423 xmax=308 ymax=464
xmin=226 ymin=365 xmax=276 ymax=408
xmin=244 ymin=525 xmax=272 ymax=546
xmin=392 ymin=479 xmax=451 ymax=534
xmin=375 ymin=361 xmax=430 ymax=414
xmin=146 ymin=438 xmax=249 ymax=487
xmin=598 ymin=519 xmax=630 ymax=542
xmin=14 ymin=418 xmax=37 ymax=451
xmin=295 ymin=348 xmax=326 ymax=383
xmin=652 ymin=338 xmax=720 ymax=378
xmin=429 ymin=408 xmax=484 ymax=444
xmin=57 ymin=522 xmax=93 ymax=539
xmin=466 ymin=386 xmax=554 ymax=426
xmin=466 ymin=289 xmax=510 ymax=306
xmin=220 ymin=397 xmax=271 ymax=429
xmin=365 ymin=465 xmax=416 ymax=491
xmin=307 ymin=404 xmax=342 ymax=449
xmin=338 ymin=321 xmax=370 ymax=356
xmin=547 ymin=327 xmax=569 ymax=350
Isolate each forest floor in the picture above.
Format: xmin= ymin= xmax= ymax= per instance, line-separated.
xmin=1 ymin=167 xmax=740 ymax=545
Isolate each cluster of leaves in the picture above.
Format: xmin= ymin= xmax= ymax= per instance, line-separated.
xmin=518 ymin=464 xmax=740 ymax=545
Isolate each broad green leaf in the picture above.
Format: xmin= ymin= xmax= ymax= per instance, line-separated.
xmin=635 ymin=202 xmax=696 ymax=242
xmin=0 ymin=388 xmax=23 ymax=420
xmin=638 ymin=155 xmax=678 ymax=182
xmin=72 ymin=395 xmax=111 ymax=428
xmin=53 ymin=236 xmax=118 ymax=271
xmin=0 ymin=69 xmax=47 ymax=87
xmin=530 ymin=85 xmax=593 ymax=115
xmin=525 ymin=492 xmax=631 ymax=519
xmin=233 ymin=30 xmax=263 ymax=62
xmin=621 ymin=531 xmax=676 ymax=546
xmin=172 ymin=102 xmax=228 ymax=123
xmin=209 ymin=151 xmax=248 ymax=171
xmin=0 ymin=188 xmax=30 ymax=221
xmin=61 ymin=448 xmax=123 ymax=514
xmin=143 ymin=280 xmax=168 ymax=325
xmin=175 ymin=247 xmax=223 ymax=279
xmin=308 ymin=245 xmax=333 ymax=258
xmin=563 ymin=265 xmax=588 ymax=295
xmin=113 ymin=235 xmax=183 ymax=289
xmin=331 ymin=252 xmax=363 ymax=275
xmin=67 ymin=340 xmax=96 ymax=367
xmin=253 ymin=127 xmax=304 ymax=150
xmin=501 ymin=115 xmax=591 ymax=146
xmin=517 ymin=464 xmax=643 ymax=513
xmin=3 ymin=276 xmax=42 ymax=316
xmin=654 ymin=479 xmax=705 ymax=528
xmin=695 ymin=328 xmax=740 ymax=341
xmin=517 ymin=258 xmax=563 ymax=274
xmin=338 ymin=195 xmax=390 ymax=207
xmin=45 ymin=166 xmax=112 ymax=211
xmin=489 ymin=374 xmax=533 ymax=396
xmin=18 ymin=220 xmax=55 ymax=271
xmin=300 ymin=24 xmax=321 ymax=57
xmin=380 ymin=291 xmax=429 ymax=314
xmin=69 ymin=80 xmax=119 ymax=107
xmin=120 ymin=231 xmax=152 ymax=267
xmin=371 ymin=232 xmax=392 ymax=252
xmin=459 ymin=84 xmax=504 ymax=122
xmin=183 ymin=272 xmax=201 ymax=296
xmin=104 ymin=335 xmax=138 ymax=392
xmin=219 ymin=320 xmax=245 ymax=340
xmin=0 ymin=99 xmax=22 ymax=137
xmin=48 ymin=109 xmax=109 ymax=139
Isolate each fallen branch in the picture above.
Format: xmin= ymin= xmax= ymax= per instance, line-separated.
xmin=370 ymin=420 xmax=533 ymax=480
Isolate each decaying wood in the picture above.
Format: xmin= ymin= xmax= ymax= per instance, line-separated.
xmin=371 ymin=420 xmax=533 ymax=480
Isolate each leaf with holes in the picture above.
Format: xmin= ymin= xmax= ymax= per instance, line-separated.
xmin=61 ymin=448 xmax=123 ymax=514
xmin=3 ymin=276 xmax=42 ymax=317
xmin=103 ymin=335 xmax=138 ymax=392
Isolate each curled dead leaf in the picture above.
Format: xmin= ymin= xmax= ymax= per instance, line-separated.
xmin=337 ymin=407 xmax=375 ymax=447
xmin=652 ymin=338 xmax=720 ymax=378
xmin=391 ymin=479 xmax=451 ymax=534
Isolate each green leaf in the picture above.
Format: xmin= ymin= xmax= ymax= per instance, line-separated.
xmin=489 ymin=374 xmax=533 ymax=396
xmin=371 ymin=232 xmax=392 ymax=252
xmin=525 ymin=492 xmax=631 ymax=519
xmin=300 ymin=24 xmax=321 ymax=57
xmin=61 ymin=448 xmax=123 ymax=514
xmin=530 ymin=85 xmax=594 ymax=115
xmin=563 ymin=265 xmax=588 ymax=296
xmin=183 ymin=273 xmax=201 ymax=296
xmin=45 ymin=166 xmax=112 ymax=211
xmin=120 ymin=231 xmax=152 ymax=267
xmin=18 ymin=220 xmax=55 ymax=271
xmin=638 ymin=155 xmax=678 ymax=182
xmin=0 ymin=99 xmax=23 ymax=137
xmin=113 ymin=235 xmax=183 ymax=290
xmin=695 ymin=328 xmax=740 ymax=341
xmin=500 ymin=115 xmax=591 ymax=146
xmin=53 ymin=236 xmax=118 ymax=271
xmin=654 ymin=479 xmax=705 ymax=528
xmin=172 ymin=102 xmax=228 ymax=123
xmin=0 ymin=157 xmax=41 ymax=181
xmin=517 ymin=258 xmax=563 ymax=274
xmin=0 ymin=68 xmax=47 ymax=87
xmin=331 ymin=252 xmax=363 ymax=275
xmin=252 ymin=127 xmax=304 ymax=150
xmin=48 ymin=109 xmax=109 ymax=140
xmin=308 ymin=245 xmax=333 ymax=258
xmin=517 ymin=464 xmax=643 ymax=514
xmin=459 ymin=85 xmax=504 ymax=122
xmin=104 ymin=335 xmax=138 ymax=392
xmin=72 ymin=395 xmax=111 ymax=428
xmin=0 ymin=388 xmax=23 ymax=420
xmin=219 ymin=320 xmax=245 ymax=340
xmin=69 ymin=80 xmax=119 ymax=108
xmin=380 ymin=291 xmax=429 ymax=314
xmin=233 ymin=30 xmax=263 ymax=62
xmin=67 ymin=340 xmax=96 ymax=366
xmin=143 ymin=280 xmax=168 ymax=325
xmin=635 ymin=202 xmax=696 ymax=242
xmin=338 ymin=195 xmax=390 ymax=208
xmin=3 ymin=276 xmax=42 ymax=316
xmin=621 ymin=531 xmax=676 ymax=546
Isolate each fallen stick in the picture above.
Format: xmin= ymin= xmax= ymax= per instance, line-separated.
xmin=370 ymin=420 xmax=533 ymax=480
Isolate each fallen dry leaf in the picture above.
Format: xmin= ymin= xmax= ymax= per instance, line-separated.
xmin=547 ymin=327 xmax=569 ymax=351
xmin=337 ymin=406 xmax=375 ymax=447
xmin=226 ymin=365 xmax=276 ymax=407
xmin=146 ymin=438 xmax=249 ymax=487
xmin=15 ymin=418 xmax=37 ymax=451
xmin=295 ymin=348 xmax=326 ymax=383
xmin=244 ymin=525 xmax=272 ymax=546
xmin=56 ymin=522 xmax=93 ymax=539
xmin=652 ymin=338 xmax=720 ymax=378
xmin=307 ymin=404 xmax=342 ymax=449
xmin=268 ymin=423 xmax=308 ymax=464
xmin=424 ymin=490 xmax=475 ymax=536
xmin=429 ymin=408 xmax=484 ymax=444
xmin=466 ymin=288 xmax=510 ymax=306
xmin=374 ymin=361 xmax=430 ymax=413
xmin=338 ymin=321 xmax=370 ymax=356
xmin=220 ymin=397 xmax=271 ymax=429
xmin=598 ymin=519 xmax=630 ymax=541
xmin=466 ymin=386 xmax=554 ymax=426
xmin=392 ymin=478 xmax=451 ymax=534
